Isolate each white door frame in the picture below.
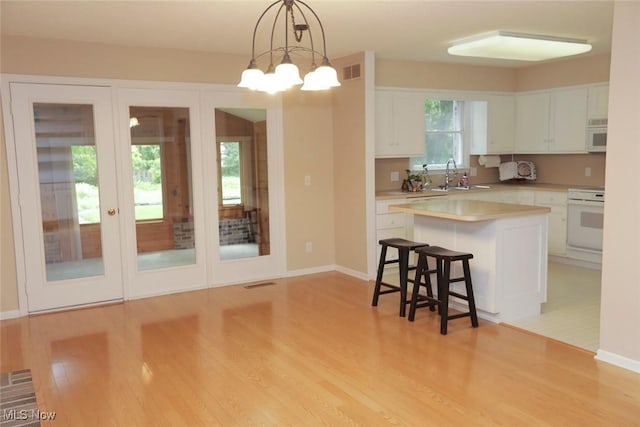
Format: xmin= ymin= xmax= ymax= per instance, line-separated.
xmin=2 ymin=74 xmax=287 ymax=315
xmin=5 ymin=82 xmax=124 ymax=312
xmin=201 ymin=90 xmax=286 ymax=286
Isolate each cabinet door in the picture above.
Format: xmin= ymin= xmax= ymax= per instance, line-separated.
xmin=534 ymin=191 xmax=567 ymax=256
xmin=515 ymin=93 xmax=550 ymax=153
xmin=374 ymin=91 xmax=396 ymax=156
xmin=588 ymin=84 xmax=609 ymax=119
xmin=375 ymin=91 xmax=425 ymax=157
xmin=550 ymin=87 xmax=588 ymax=153
xmin=487 ymin=95 xmax=516 ymax=153
xmin=393 ymin=92 xmax=425 ymax=157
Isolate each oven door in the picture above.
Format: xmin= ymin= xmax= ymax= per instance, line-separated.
xmin=566 ymin=200 xmax=604 ymax=252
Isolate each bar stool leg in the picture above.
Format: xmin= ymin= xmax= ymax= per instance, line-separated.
xmin=398 ymin=248 xmax=409 ymax=317
xmin=462 ymin=259 xmax=479 ymax=328
xmin=371 ymin=245 xmax=388 ymax=307
xmin=440 ymin=259 xmax=451 ymax=335
xmin=408 ymin=253 xmax=423 ymax=321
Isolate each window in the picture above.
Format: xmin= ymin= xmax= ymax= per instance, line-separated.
xmin=218 ymin=141 xmax=242 ymax=205
xmin=410 ymin=99 xmax=469 ymax=171
xmin=131 ymin=144 xmax=164 ymax=221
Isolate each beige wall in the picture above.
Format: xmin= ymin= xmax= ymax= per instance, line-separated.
xmin=282 ymin=91 xmax=335 ymax=270
xmin=376 ymin=59 xmax=517 ymax=92
xmin=516 ymin=53 xmax=611 ymax=91
xmin=1 ymin=35 xmax=245 ymax=84
xmin=599 ymin=1 xmax=640 ymax=364
xmin=332 ymin=52 xmax=368 ymax=274
xmin=0 ymin=105 xmax=19 ymax=313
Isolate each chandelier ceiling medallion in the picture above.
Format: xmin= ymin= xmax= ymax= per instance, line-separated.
xmin=238 ymin=0 xmax=341 ymax=94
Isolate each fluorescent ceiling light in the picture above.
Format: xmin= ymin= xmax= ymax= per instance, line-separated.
xmin=448 ymin=31 xmax=592 ymax=61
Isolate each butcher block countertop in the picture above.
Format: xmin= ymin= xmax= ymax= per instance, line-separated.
xmin=389 ymin=198 xmax=551 ymax=222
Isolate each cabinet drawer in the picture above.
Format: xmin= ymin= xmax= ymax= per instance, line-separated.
xmin=376 ymin=213 xmax=406 ymax=229
xmin=376 ymin=198 xmax=406 ymax=214
xmin=376 ymin=227 xmax=407 ymax=241
xmin=535 ymin=191 xmax=567 ymax=206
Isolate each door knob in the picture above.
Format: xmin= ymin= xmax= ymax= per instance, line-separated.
xmin=107 ymin=208 xmax=117 ymax=216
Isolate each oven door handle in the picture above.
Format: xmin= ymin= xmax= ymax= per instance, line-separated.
xmin=567 ymin=199 xmax=604 ymax=207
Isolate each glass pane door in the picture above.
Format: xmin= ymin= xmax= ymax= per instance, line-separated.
xmin=9 ymin=83 xmax=123 ymax=312
xmin=35 ymin=103 xmax=106 ymax=281
xmin=129 ymin=106 xmax=196 ymax=270
xmin=215 ymin=108 xmax=270 ymax=261
xmin=117 ymin=88 xmax=206 ymax=299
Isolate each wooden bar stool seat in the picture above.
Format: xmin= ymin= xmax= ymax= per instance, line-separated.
xmin=409 ymin=245 xmax=479 ymax=334
xmin=371 ymin=238 xmax=429 ymax=317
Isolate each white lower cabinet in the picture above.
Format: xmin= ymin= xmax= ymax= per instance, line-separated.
xmin=375 ymin=199 xmax=408 ymax=262
xmin=534 ymin=191 xmax=567 ymax=256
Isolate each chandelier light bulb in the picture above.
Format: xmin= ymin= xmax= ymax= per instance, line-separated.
xmin=239 ymin=0 xmax=340 ymax=93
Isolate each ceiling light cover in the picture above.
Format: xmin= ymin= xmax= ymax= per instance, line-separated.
xmin=238 ymin=0 xmax=340 ymax=93
xmin=448 ymin=31 xmax=592 ymax=62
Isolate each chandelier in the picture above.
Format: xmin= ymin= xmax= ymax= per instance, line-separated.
xmin=238 ymin=0 xmax=341 ymax=94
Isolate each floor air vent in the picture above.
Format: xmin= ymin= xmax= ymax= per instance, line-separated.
xmin=244 ymin=282 xmax=277 ymax=289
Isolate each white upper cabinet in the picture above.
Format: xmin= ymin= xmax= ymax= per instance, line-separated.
xmin=470 ymin=96 xmax=516 ymax=155
xmin=515 ymin=87 xmax=588 ymax=153
xmin=515 ymin=92 xmax=551 ymax=153
xmin=587 ymin=84 xmax=609 ymax=120
xmin=375 ymin=90 xmax=425 ymax=158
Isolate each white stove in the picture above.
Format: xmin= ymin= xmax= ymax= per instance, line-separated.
xmin=566 ymin=187 xmax=605 ymax=263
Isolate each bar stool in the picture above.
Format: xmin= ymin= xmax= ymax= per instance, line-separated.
xmin=409 ymin=245 xmax=479 ymax=335
xmin=371 ymin=238 xmax=429 ymax=317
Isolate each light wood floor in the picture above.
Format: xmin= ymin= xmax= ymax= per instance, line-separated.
xmin=1 ymin=272 xmax=639 ymax=426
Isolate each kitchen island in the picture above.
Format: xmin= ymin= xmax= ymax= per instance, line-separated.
xmin=390 ymin=199 xmax=551 ymax=323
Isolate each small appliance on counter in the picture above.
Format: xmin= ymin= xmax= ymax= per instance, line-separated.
xmin=499 ymin=160 xmax=536 ymax=182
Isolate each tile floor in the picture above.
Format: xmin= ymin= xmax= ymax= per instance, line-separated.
xmin=507 ymin=261 xmax=602 ymax=352
xmin=381 ymin=260 xmax=602 ymax=352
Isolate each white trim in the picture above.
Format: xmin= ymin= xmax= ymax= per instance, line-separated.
xmin=0 ymin=310 xmax=21 ymax=320
xmin=0 ymin=73 xmax=287 ymax=314
xmin=285 ymin=265 xmax=335 ymax=278
xmin=595 ymin=349 xmax=640 ymax=374
xmin=335 ymin=265 xmax=370 ymax=282
xmin=364 ymin=51 xmax=378 ymax=281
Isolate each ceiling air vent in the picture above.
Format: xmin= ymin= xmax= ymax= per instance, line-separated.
xmin=342 ymin=64 xmax=361 ymax=81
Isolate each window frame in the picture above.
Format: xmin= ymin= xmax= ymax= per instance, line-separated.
xmin=409 ymin=94 xmax=474 ymax=174
xmin=216 ymin=137 xmax=250 ymax=208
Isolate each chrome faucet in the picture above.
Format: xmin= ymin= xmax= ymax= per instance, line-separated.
xmin=445 ymin=158 xmax=457 ymax=189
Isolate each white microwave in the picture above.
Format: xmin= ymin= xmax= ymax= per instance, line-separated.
xmin=587 ymin=119 xmax=607 ymax=152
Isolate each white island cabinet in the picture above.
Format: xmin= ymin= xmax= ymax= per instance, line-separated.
xmin=390 ymin=199 xmax=550 ymax=323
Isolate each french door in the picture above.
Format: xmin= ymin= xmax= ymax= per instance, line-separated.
xmin=6 ymin=79 xmax=285 ymax=313
xmin=9 ymin=83 xmax=124 ymax=312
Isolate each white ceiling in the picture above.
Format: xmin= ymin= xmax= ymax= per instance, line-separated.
xmin=0 ymin=0 xmax=615 ymax=68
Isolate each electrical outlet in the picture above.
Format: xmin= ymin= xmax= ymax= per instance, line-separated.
xmin=585 ymin=167 xmax=592 ymax=177
xmin=304 ymin=175 xmax=311 ymax=186
xmin=305 ymin=241 xmax=313 ymax=253
xmin=390 ymin=171 xmax=400 ymax=182
xmin=469 ymin=167 xmax=478 ymax=177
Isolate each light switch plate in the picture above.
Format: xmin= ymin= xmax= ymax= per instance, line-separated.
xmin=390 ymin=171 xmax=400 ymax=182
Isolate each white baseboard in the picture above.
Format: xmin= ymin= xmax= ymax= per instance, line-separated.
xmin=284 ymin=264 xmax=336 ymax=278
xmin=549 ymin=255 xmax=602 ymax=270
xmin=285 ymin=264 xmax=370 ymax=283
xmin=0 ymin=310 xmax=21 ymax=320
xmin=595 ymin=349 xmax=640 ymax=374
xmin=334 ymin=265 xmax=370 ymax=282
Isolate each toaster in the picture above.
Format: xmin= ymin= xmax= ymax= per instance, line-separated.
xmin=499 ymin=161 xmax=536 ymax=181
